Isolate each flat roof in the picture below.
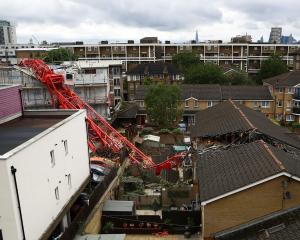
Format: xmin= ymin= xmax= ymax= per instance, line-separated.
xmin=103 ymin=200 xmax=134 ymax=212
xmin=0 ymin=110 xmax=82 ymax=157
xmin=0 ymin=117 xmax=66 ymax=155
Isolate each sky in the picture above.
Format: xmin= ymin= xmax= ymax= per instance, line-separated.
xmin=1 ymin=0 xmax=300 ymax=44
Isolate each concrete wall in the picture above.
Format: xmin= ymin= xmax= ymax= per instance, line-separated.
xmin=0 ymin=110 xmax=90 ymax=240
xmin=202 ymin=176 xmax=300 ymax=239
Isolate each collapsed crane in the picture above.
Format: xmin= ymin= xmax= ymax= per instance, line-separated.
xmin=19 ymin=59 xmax=186 ymax=175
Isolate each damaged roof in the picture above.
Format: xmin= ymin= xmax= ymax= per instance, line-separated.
xmin=197 ymin=140 xmax=300 ymax=203
xmin=191 ymin=101 xmax=300 ymax=149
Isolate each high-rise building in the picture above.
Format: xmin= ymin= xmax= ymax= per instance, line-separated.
xmin=195 ymin=30 xmax=199 ymax=43
xmin=0 ymin=20 xmax=17 ymax=45
xmin=269 ymin=27 xmax=282 ymax=44
xmin=281 ymin=34 xmax=297 ymax=44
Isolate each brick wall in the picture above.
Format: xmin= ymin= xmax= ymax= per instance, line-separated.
xmin=202 ymin=176 xmax=300 ymax=238
xmin=0 ymin=85 xmax=22 ymax=123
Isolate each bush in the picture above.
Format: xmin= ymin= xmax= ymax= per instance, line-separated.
xmin=171 ymin=128 xmax=182 ymax=134
xmin=159 ymin=128 xmax=172 ymax=134
xmin=292 ymin=122 xmax=300 ymax=129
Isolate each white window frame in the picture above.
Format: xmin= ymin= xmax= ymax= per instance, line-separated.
xmin=185 ymin=100 xmax=189 ymax=108
xmin=63 ymin=140 xmax=68 ymax=155
xmin=194 ymin=100 xmax=199 ymax=108
xmin=277 ymin=100 xmax=283 ymax=107
xmin=50 ymin=150 xmax=55 ymax=167
xmin=207 ymin=101 xmax=213 ymax=108
xmin=55 ymin=187 xmax=59 ymax=200
xmin=261 ymin=101 xmax=270 ymax=108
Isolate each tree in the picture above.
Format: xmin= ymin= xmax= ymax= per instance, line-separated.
xmin=145 ymin=84 xmax=182 ymax=128
xmin=172 ymin=52 xmax=200 ymax=72
xmin=184 ymin=63 xmax=227 ymax=84
xmin=257 ymin=54 xmax=288 ymax=84
xmin=225 ymin=71 xmax=256 ymax=85
xmin=44 ymin=48 xmax=77 ymax=63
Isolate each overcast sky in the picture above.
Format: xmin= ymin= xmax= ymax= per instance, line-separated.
xmin=2 ymin=0 xmax=300 ymax=44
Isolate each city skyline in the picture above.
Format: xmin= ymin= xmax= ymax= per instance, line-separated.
xmin=1 ymin=0 xmax=300 ymax=43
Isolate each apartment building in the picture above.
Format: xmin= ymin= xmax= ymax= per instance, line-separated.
xmin=74 ymin=60 xmax=124 ymax=115
xmin=0 ymin=84 xmax=90 ymax=240
xmin=58 ymin=42 xmax=300 ymax=74
xmin=0 ymin=20 xmax=17 ymax=45
xmin=0 ymin=60 xmax=124 ymax=117
xmin=134 ymin=84 xmax=273 ymax=126
xmin=127 ymin=62 xmax=183 ymax=100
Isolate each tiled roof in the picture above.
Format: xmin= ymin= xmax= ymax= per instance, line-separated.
xmin=215 ymin=206 xmax=300 ymax=240
xmin=134 ymin=84 xmax=272 ymax=101
xmin=191 ymin=101 xmax=300 ymax=149
xmin=221 ymin=85 xmax=273 ymax=100
xmin=181 ymin=84 xmax=221 ymax=100
xmin=197 ymin=140 xmax=300 ymax=202
xmin=116 ymin=103 xmax=138 ymax=119
xmin=263 ymin=71 xmax=300 ymax=87
xmin=127 ymin=63 xmax=180 ymax=75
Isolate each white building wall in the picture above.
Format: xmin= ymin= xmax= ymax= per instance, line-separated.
xmin=0 ymin=110 xmax=90 ymax=240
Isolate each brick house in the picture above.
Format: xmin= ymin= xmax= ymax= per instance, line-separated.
xmin=196 ymin=140 xmax=300 ymax=239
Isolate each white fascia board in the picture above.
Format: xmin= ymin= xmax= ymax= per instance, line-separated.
xmin=201 ymin=172 xmax=300 ymax=206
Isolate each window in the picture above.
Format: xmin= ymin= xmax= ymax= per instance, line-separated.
xmin=286 ymin=101 xmax=292 ymax=108
xmin=114 ymin=89 xmax=121 ymax=97
xmin=194 ymin=100 xmax=199 ymax=108
xmin=185 ymin=100 xmax=189 ymax=108
xmin=277 ymin=100 xmax=283 ymax=107
xmin=276 ymin=114 xmax=282 ymax=121
xmin=0 ymin=229 xmax=2 ymax=240
xmin=63 ymin=140 xmax=68 ymax=155
xmin=262 ymin=101 xmax=270 ymax=108
xmin=208 ymin=101 xmax=213 ymax=107
xmin=287 ymin=87 xmax=294 ymax=94
xmin=114 ymin=78 xmax=120 ymax=86
xmin=286 ymin=115 xmax=294 ymax=122
xmin=50 ymin=150 xmax=55 ymax=167
xmin=278 ymin=88 xmax=284 ymax=93
xmin=253 ymin=101 xmax=258 ymax=107
xmin=139 ymin=101 xmax=144 ymax=108
xmin=67 ymin=174 xmax=72 ymax=188
xmin=55 ymin=187 xmax=59 ymax=200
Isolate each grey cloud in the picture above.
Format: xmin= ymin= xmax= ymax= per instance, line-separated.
xmin=0 ymin=0 xmax=223 ymax=31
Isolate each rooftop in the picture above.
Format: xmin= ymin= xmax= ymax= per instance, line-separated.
xmin=102 ymin=200 xmax=134 ymax=212
xmin=197 ymin=140 xmax=300 ymax=203
xmin=0 ymin=110 xmax=81 ymax=157
xmin=191 ymin=101 xmax=300 ymax=149
xmin=263 ymin=71 xmax=300 ymax=87
xmin=134 ymin=84 xmax=273 ymax=101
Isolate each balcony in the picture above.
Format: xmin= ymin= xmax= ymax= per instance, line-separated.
xmin=292 ymin=107 xmax=300 ymax=115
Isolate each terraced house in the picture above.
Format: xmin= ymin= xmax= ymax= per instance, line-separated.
xmin=134 ymin=85 xmax=274 ymax=126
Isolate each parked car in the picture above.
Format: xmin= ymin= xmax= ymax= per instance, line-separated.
xmin=178 ymin=122 xmax=187 ymax=132
xmin=90 ymin=164 xmax=110 ymax=184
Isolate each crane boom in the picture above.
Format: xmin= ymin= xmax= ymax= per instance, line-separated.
xmin=19 ymin=59 xmax=186 ymax=174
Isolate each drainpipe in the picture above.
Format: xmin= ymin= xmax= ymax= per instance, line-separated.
xmin=11 ymin=166 xmax=26 ymax=240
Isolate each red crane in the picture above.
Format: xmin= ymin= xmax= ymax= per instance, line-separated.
xmin=19 ymin=59 xmax=186 ymax=174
